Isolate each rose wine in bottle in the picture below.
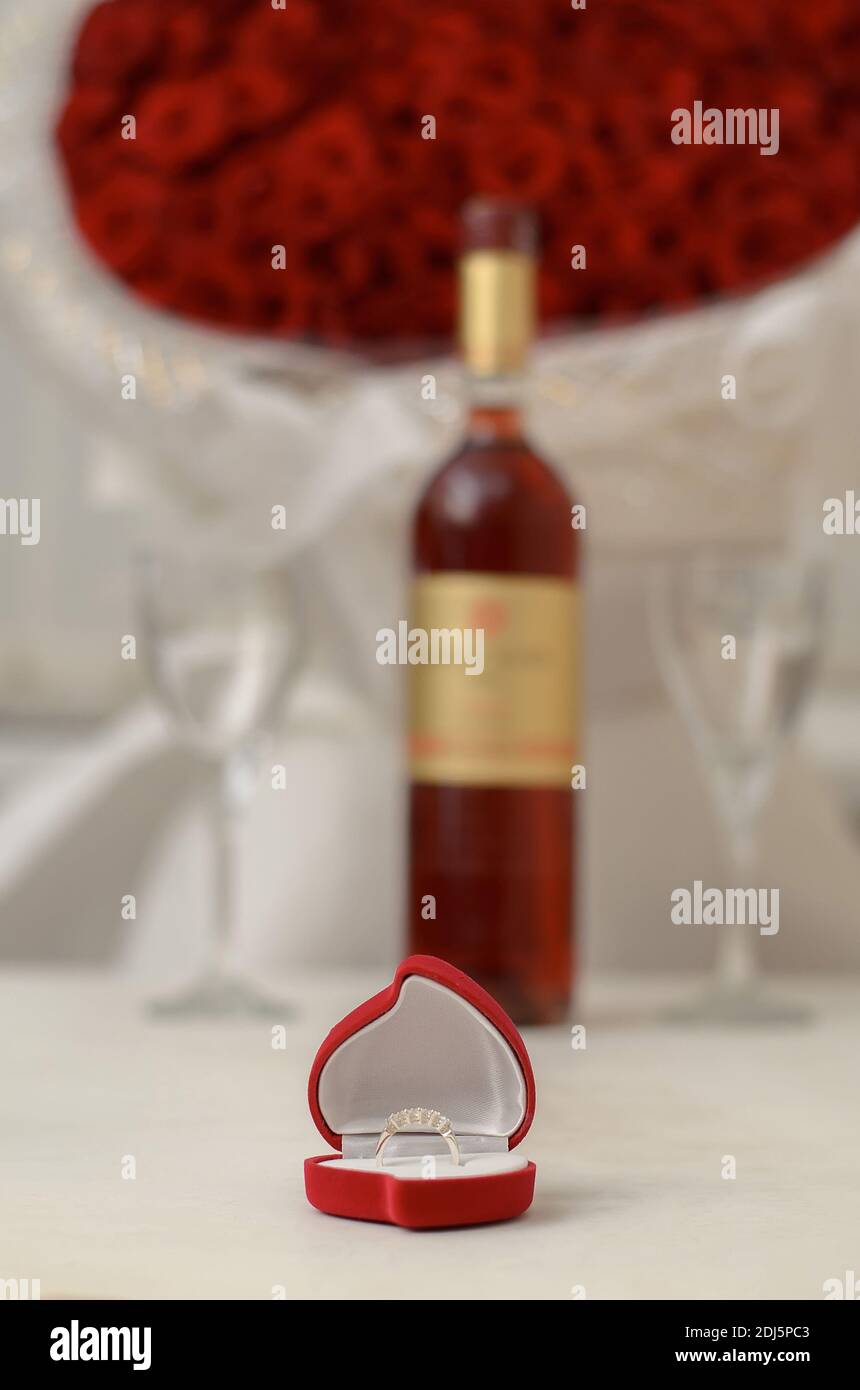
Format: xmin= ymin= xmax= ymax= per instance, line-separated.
xmin=407 ymin=199 xmax=581 ymax=1025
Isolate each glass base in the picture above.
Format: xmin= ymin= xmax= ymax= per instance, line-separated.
xmin=147 ymin=969 xmax=289 ymax=1020
xmin=662 ymin=980 xmax=812 ymax=1027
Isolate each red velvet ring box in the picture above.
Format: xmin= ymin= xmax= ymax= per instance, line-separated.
xmin=305 ymin=954 xmax=536 ymax=1229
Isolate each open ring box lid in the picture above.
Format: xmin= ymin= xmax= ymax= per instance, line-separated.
xmin=305 ymin=955 xmax=536 ymax=1228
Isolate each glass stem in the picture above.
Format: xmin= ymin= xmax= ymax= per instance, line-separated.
xmin=715 ymin=813 xmax=758 ymax=992
xmin=207 ymin=744 xmax=256 ymax=978
xmin=208 ymin=763 xmax=235 ymax=977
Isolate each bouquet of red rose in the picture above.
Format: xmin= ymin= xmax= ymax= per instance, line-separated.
xmin=56 ymin=0 xmax=860 ymax=344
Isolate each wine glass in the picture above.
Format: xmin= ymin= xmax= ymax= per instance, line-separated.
xmin=136 ymin=547 xmax=306 ymax=1018
xmin=650 ymin=550 xmax=826 ymax=1023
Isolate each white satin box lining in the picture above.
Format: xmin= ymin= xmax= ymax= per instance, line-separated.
xmin=317 ymin=975 xmax=527 ymax=1139
xmin=326 ymin=1152 xmax=528 ymax=1181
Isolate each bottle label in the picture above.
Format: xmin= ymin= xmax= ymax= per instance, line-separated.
xmin=408 ymin=572 xmax=579 ymax=789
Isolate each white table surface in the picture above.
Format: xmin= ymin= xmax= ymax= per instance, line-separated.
xmin=2 ymin=967 xmax=859 ymax=1301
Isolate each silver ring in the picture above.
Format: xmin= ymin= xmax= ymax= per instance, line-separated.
xmin=375 ymin=1108 xmax=460 ymax=1167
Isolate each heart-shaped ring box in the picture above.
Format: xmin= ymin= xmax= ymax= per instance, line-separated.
xmin=305 ymin=955 xmax=536 ymax=1229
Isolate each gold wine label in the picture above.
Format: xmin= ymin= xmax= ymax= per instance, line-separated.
xmin=408 ymin=572 xmax=579 ymax=789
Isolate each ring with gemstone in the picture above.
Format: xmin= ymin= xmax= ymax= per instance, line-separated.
xmin=375 ymin=1108 xmax=461 ymax=1167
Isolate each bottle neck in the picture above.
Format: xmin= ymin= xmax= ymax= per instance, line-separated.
xmin=458 ymin=242 xmax=534 ymax=445
xmin=465 ymin=371 xmax=526 ymax=444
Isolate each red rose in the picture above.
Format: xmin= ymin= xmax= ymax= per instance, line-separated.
xmin=245 ymin=272 xmax=314 ymax=335
xmin=431 ymin=87 xmax=501 ymax=146
xmin=126 ymin=264 xmax=181 ymax=315
xmin=234 ymin=2 xmax=321 ymax=69
xmin=162 ymin=9 xmax=222 ymax=76
xmin=72 ymin=0 xmax=164 ymax=85
xmin=341 ymin=287 xmax=404 ymax=341
xmin=176 ymin=0 xmax=252 ymax=17
xmin=173 ymin=269 xmax=250 ymax=328
xmin=462 ymin=40 xmax=537 ymax=115
xmin=360 ymin=10 xmax=422 ymax=69
xmin=812 ymin=146 xmax=860 ymax=224
xmin=286 ymin=106 xmax=376 ymax=194
xmin=163 ymin=178 xmax=225 ymax=239
xmin=367 ymin=67 xmax=427 ymax=135
xmin=724 ymin=182 xmax=823 ymax=282
xmin=220 ymin=63 xmax=304 ymax=136
xmin=278 ymin=106 xmax=378 ymax=235
xmin=785 ymin=0 xmax=853 ymax=44
xmin=216 ymin=141 xmax=285 ymax=215
xmin=62 ymin=137 xmax=122 ymax=196
xmin=644 ymin=152 xmax=699 ymax=201
xmin=75 ymin=169 xmax=166 ymax=274
xmin=56 ymin=88 xmax=119 ymax=156
xmin=409 ymin=206 xmax=457 ymax=274
xmin=215 ymin=142 xmax=290 ymax=258
xmin=135 ymin=75 xmax=231 ymax=172
xmin=316 ymin=235 xmax=373 ymax=296
xmin=410 ymin=12 xmax=484 ymax=103
xmin=471 ymin=121 xmax=568 ymax=202
xmin=767 ymin=76 xmax=821 ymax=131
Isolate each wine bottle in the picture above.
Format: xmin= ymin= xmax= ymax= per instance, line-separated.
xmin=407 ymin=198 xmax=581 ymax=1025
